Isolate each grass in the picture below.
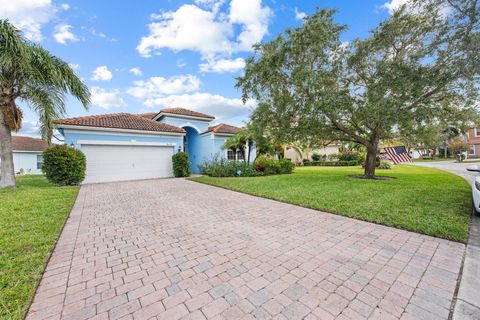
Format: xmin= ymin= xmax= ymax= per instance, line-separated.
xmin=191 ymin=165 xmax=471 ymax=243
xmin=0 ymin=175 xmax=79 ymax=320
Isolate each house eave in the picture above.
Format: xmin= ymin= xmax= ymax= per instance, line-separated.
xmin=153 ymin=113 xmax=214 ymax=122
xmin=57 ymin=124 xmax=186 ymax=136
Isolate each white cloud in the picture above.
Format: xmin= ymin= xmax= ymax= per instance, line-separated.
xmin=137 ymin=0 xmax=271 ymax=58
xmin=61 ymin=3 xmax=69 ymax=10
xmin=380 ymin=0 xmax=449 ymax=17
xmin=294 ymin=7 xmax=306 ymax=21
xmin=90 ymin=87 xmax=127 ymax=109
xmin=229 ymin=0 xmax=272 ymax=51
xmin=195 ymin=0 xmax=225 ymax=15
xmin=129 ymin=67 xmax=143 ymax=76
xmin=16 ymin=119 xmax=41 ymax=138
xmin=53 ymin=24 xmax=78 ymax=44
xmin=88 ymin=27 xmax=117 ymax=41
xmin=381 ymin=0 xmax=410 ymax=15
xmin=91 ymin=66 xmax=113 ymax=81
xmin=137 ymin=4 xmax=232 ymax=58
xmin=143 ymin=92 xmax=256 ymax=120
xmin=127 ymin=75 xmax=201 ymax=98
xmin=0 ymin=0 xmax=55 ymax=41
xmin=69 ymin=63 xmax=80 ymax=70
xmin=177 ymin=59 xmax=187 ymax=68
xmin=199 ymin=57 xmax=245 ymax=73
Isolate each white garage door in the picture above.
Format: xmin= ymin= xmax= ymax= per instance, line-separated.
xmin=81 ymin=144 xmax=174 ymax=184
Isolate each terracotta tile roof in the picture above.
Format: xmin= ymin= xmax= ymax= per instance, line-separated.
xmin=157 ymin=108 xmax=215 ymax=120
xmin=55 ymin=113 xmax=185 ymax=133
xmin=137 ymin=112 xmax=157 ymax=119
xmin=205 ymin=123 xmax=241 ymax=135
xmin=12 ymin=136 xmax=48 ymax=152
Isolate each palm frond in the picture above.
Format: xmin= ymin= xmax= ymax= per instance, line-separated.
xmin=0 ymin=19 xmax=90 ymax=144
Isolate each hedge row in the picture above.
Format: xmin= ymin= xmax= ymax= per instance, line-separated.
xmin=303 ymin=160 xmax=358 ymax=166
xmin=200 ymin=156 xmax=294 ymax=177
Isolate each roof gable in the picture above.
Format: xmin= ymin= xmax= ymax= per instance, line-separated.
xmin=155 ymin=108 xmax=215 ymax=120
xmin=55 ymin=113 xmax=185 ymax=134
xmin=205 ymin=123 xmax=241 ymax=135
xmin=12 ymin=136 xmax=48 ymax=152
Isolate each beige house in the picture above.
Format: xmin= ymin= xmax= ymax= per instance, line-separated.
xmin=284 ymin=144 xmax=341 ymax=164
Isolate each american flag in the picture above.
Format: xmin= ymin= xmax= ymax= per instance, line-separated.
xmin=384 ymin=146 xmax=412 ymax=164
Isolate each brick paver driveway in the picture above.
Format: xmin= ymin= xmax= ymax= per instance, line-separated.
xmin=26 ymin=179 xmax=465 ymax=320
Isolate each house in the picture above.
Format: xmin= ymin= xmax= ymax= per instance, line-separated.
xmin=10 ymin=136 xmax=48 ymax=174
xmin=284 ymin=144 xmax=341 ymax=164
xmin=56 ymin=108 xmax=251 ymax=184
xmin=464 ymin=127 xmax=480 ymax=158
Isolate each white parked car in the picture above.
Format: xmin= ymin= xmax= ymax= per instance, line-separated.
xmin=467 ymin=165 xmax=480 ymax=216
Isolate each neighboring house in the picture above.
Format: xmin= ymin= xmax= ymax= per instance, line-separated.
xmin=284 ymin=144 xmax=341 ymax=164
xmin=464 ymin=127 xmax=480 ymax=158
xmin=56 ymin=108 xmax=252 ymax=184
xmin=9 ymin=136 xmax=48 ymax=174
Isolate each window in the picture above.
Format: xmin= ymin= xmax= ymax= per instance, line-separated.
xmin=227 ymin=149 xmax=236 ymax=161
xmin=476 ymin=128 xmax=480 ymax=137
xmin=236 ymin=150 xmax=244 ymax=161
xmin=36 ymin=154 xmax=44 ymax=170
xmin=469 ymin=144 xmax=476 ymax=155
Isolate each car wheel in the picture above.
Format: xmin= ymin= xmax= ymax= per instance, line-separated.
xmin=473 ymin=199 xmax=480 ymax=217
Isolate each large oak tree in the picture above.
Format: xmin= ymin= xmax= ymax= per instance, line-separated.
xmin=237 ymin=0 xmax=479 ymax=178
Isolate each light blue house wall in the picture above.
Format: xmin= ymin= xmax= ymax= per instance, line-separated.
xmin=59 ymin=112 xmax=255 ymax=176
xmin=61 ymin=129 xmax=184 ymax=152
xmin=159 ymin=116 xmax=210 ymax=133
xmin=184 ymin=127 xmax=202 ymax=172
xmin=12 ymin=152 xmax=43 ymax=174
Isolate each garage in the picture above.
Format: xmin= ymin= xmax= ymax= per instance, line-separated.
xmin=80 ymin=142 xmax=174 ymax=184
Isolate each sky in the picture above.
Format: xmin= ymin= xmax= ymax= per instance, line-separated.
xmin=1 ymin=0 xmax=403 ymax=137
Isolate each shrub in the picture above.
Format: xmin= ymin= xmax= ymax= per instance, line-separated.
xmin=43 ymin=145 xmax=86 ymax=185
xmin=200 ymin=155 xmax=293 ymax=177
xmin=448 ymin=139 xmax=470 ymax=162
xmin=378 ymin=160 xmax=393 ymax=169
xmin=327 ymin=153 xmax=341 ymax=161
xmin=338 ymin=151 xmax=362 ymax=163
xmin=305 ymin=160 xmax=358 ymax=166
xmin=200 ymin=157 xmax=260 ymax=177
xmin=255 ymin=155 xmax=281 ymax=175
xmin=311 ymin=153 xmax=321 ymax=161
xmin=302 ymin=159 xmax=311 ymax=166
xmin=172 ymin=152 xmax=190 ymax=177
xmin=279 ymin=158 xmax=295 ymax=174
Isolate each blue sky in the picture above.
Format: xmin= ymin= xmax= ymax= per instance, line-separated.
xmin=1 ymin=0 xmax=401 ymax=137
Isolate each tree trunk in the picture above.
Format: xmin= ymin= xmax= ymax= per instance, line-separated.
xmin=364 ymin=145 xmax=378 ymax=179
xmin=0 ymin=108 xmax=16 ymax=188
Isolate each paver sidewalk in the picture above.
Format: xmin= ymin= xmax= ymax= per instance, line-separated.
xmin=26 ymin=178 xmax=465 ymax=320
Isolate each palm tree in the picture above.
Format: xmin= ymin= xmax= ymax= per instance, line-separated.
xmin=0 ymin=20 xmax=90 ymax=188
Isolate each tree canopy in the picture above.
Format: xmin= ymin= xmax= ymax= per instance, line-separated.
xmin=237 ymin=1 xmax=479 ymax=177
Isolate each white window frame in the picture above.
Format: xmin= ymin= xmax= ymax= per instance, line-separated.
xmin=236 ymin=149 xmax=244 ymax=161
xmin=469 ymin=144 xmax=476 ymax=155
xmin=475 ymin=128 xmax=480 ymax=137
xmin=36 ymin=154 xmax=44 ymax=170
xmin=225 ymin=148 xmax=247 ymax=161
xmin=227 ymin=149 xmax=237 ymax=161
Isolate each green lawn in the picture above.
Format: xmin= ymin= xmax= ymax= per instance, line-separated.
xmin=0 ymin=175 xmax=79 ymax=319
xmin=191 ymin=165 xmax=471 ymax=243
